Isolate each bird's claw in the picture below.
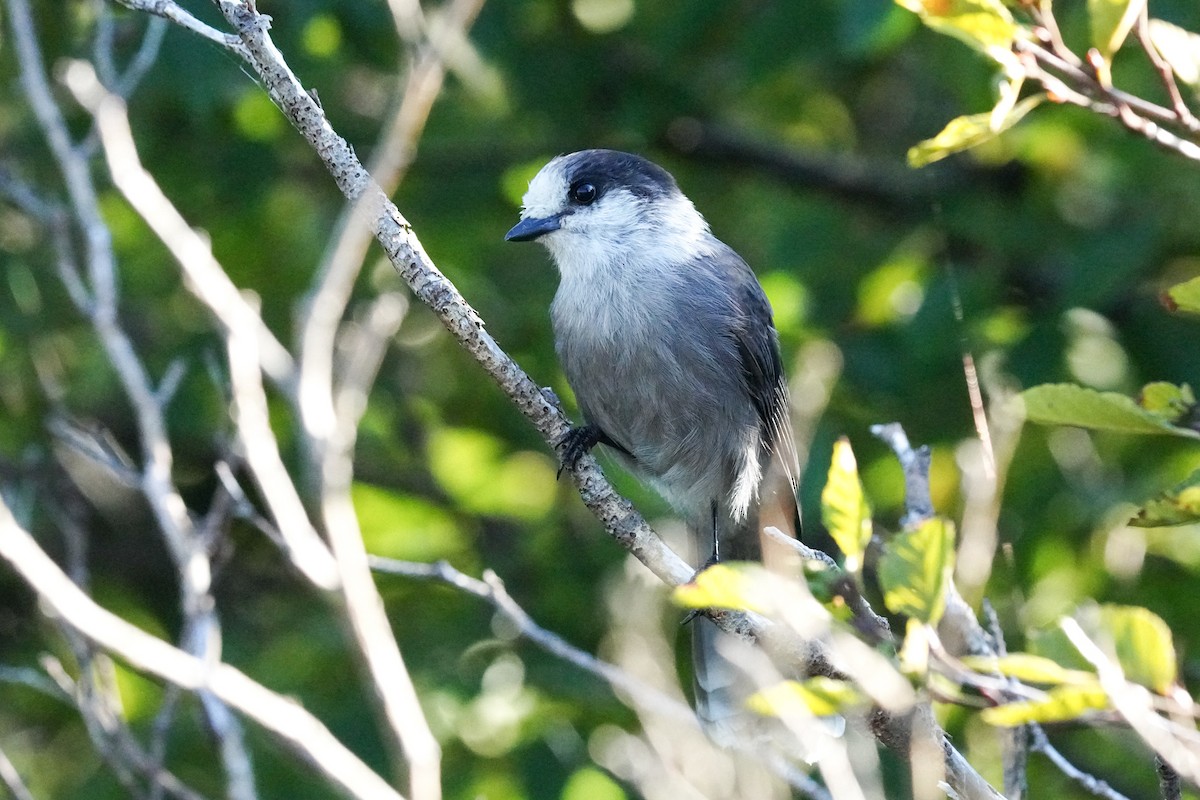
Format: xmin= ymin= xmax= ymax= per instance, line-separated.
xmin=555 ymin=425 xmax=600 ymax=479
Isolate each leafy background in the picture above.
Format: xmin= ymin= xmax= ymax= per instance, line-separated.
xmin=2 ymin=0 xmax=1200 ymax=797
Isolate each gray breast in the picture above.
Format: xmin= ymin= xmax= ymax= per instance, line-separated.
xmin=551 ymin=263 xmax=758 ymax=519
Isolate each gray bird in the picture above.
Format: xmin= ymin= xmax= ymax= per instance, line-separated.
xmin=505 ymin=149 xmax=801 ymax=735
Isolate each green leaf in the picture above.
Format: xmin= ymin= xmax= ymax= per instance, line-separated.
xmin=1139 ymin=382 xmax=1195 ymax=423
xmin=879 ymin=517 xmax=955 ymax=625
xmin=821 ymin=437 xmax=873 ymax=572
xmin=981 ymin=684 xmax=1109 ymax=726
xmin=961 ymin=653 xmax=1097 ymax=686
xmin=1088 ymin=0 xmax=1146 ymax=59
xmin=1094 ymin=605 xmax=1177 ymax=693
xmin=1164 ymin=274 xmax=1200 ymax=314
xmin=562 ymin=767 xmax=627 ymax=800
xmin=1131 ymin=469 xmax=1200 ymax=527
xmin=673 ymin=563 xmax=770 ymax=613
xmin=894 ymin=0 xmax=1018 ymax=57
xmin=748 ymin=677 xmax=863 ymax=718
xmin=908 ymin=95 xmax=1041 ymax=167
xmin=1019 ymin=383 xmax=1200 ymax=438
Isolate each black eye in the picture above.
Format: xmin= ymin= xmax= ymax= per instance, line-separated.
xmin=570 ymin=182 xmax=598 ymax=205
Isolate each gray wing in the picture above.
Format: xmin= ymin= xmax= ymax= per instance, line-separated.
xmin=721 ymin=247 xmax=799 ymax=493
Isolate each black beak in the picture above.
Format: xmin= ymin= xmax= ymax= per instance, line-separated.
xmin=505 ymin=214 xmax=561 ymax=242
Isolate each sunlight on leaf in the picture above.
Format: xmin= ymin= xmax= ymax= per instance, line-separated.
xmin=1130 ymin=469 xmax=1200 ymax=527
xmin=353 ymin=482 xmax=468 ymax=562
xmin=748 ymin=677 xmax=863 ymax=718
xmin=1164 ymin=274 xmax=1200 ymax=314
xmin=1094 ymin=605 xmax=1177 ymax=693
xmin=908 ymin=95 xmax=1041 ymax=167
xmin=879 ymin=517 xmax=955 ymax=624
xmin=673 ymin=562 xmax=771 ymax=613
xmin=961 ymin=653 xmax=1096 ymax=686
xmin=821 ymin=438 xmax=873 ymax=572
xmin=1148 ymin=19 xmax=1200 ymax=87
xmin=1088 ymin=0 xmax=1146 ymax=58
xmin=1019 ymin=383 xmax=1200 ymax=438
xmin=562 ymin=766 xmax=627 ymax=800
xmin=981 ymin=684 xmax=1109 ymax=726
xmin=1138 ymin=382 xmax=1195 ymax=423
xmin=894 ymin=0 xmax=1018 ymax=57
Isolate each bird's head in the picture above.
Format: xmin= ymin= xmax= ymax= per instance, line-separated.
xmin=505 ymin=149 xmax=710 ymax=274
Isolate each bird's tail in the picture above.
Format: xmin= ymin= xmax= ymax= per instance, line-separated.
xmin=692 ymin=445 xmax=800 ymax=733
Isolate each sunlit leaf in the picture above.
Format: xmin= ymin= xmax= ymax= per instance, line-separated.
xmin=748 ymin=677 xmax=863 ymax=718
xmin=908 ymin=95 xmax=1041 ymax=167
xmin=1164 ymin=274 xmax=1200 ymax=314
xmin=353 ymin=483 xmax=468 ymax=562
xmin=673 ymin=562 xmax=770 ymax=613
xmin=879 ymin=517 xmax=955 ymax=624
xmin=821 ymin=438 xmax=873 ymax=571
xmin=899 ymin=617 xmax=931 ymax=676
xmin=562 ymin=767 xmax=627 ymax=800
xmin=1088 ymin=0 xmax=1146 ymax=58
xmin=1020 ymin=383 xmax=1200 ymax=438
xmin=1131 ymin=469 xmax=1200 ymax=527
xmin=1148 ymin=19 xmax=1200 ymax=87
xmin=894 ymin=0 xmax=1018 ymax=57
xmin=1094 ymin=605 xmax=1177 ymax=693
xmin=1139 ymin=382 xmax=1195 ymax=422
xmin=961 ymin=653 xmax=1097 ymax=686
xmin=981 ymin=684 xmax=1109 ymax=726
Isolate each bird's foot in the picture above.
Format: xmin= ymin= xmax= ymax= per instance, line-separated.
xmin=555 ymin=424 xmax=602 ymax=478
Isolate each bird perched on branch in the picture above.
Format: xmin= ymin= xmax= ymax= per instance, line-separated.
xmin=506 ymin=149 xmax=801 ymax=736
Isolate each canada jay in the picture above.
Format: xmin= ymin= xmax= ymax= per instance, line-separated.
xmin=506 ymin=149 xmax=801 ymax=732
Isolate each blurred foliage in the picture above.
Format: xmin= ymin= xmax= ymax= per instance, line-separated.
xmin=2 ymin=0 xmax=1200 ymax=797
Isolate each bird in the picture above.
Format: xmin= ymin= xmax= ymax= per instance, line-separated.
xmin=505 ymin=149 xmax=801 ymax=737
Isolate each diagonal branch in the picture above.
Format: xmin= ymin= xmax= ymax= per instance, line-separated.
xmin=0 ymin=497 xmax=405 ymax=800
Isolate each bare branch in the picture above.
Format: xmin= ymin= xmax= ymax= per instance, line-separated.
xmin=370 ymin=556 xmax=697 ymax=723
xmin=870 ymin=423 xmax=934 ymax=526
xmin=63 ymin=61 xmax=335 ymax=591
xmin=1028 ymin=724 xmax=1132 ymax=800
xmin=110 ymin=0 xmax=246 ymax=55
xmin=0 ymin=742 xmax=35 ymax=800
xmin=0 ymin=499 xmax=406 ymax=800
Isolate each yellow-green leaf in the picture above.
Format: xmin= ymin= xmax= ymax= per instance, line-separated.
xmin=1096 ymin=605 xmax=1177 ymax=693
xmin=821 ymin=438 xmax=872 ymax=572
xmin=908 ymin=95 xmax=1041 ymax=167
xmin=1139 ymin=382 xmax=1195 ymax=422
xmin=1148 ymin=19 xmax=1200 ymax=87
xmin=894 ymin=0 xmax=1018 ymax=56
xmin=748 ymin=677 xmax=862 ymax=718
xmin=1020 ymin=383 xmax=1200 ymax=438
xmin=1164 ymin=274 xmax=1200 ymax=314
xmin=981 ymin=684 xmax=1109 ymax=726
xmin=1088 ymin=0 xmax=1146 ymax=59
xmin=879 ymin=517 xmax=955 ymax=625
xmin=672 ymin=562 xmax=770 ymax=614
xmin=1131 ymin=469 xmax=1200 ymax=527
xmin=961 ymin=653 xmax=1097 ymax=686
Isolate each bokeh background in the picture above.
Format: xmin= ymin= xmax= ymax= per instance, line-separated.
xmin=3 ymin=0 xmax=1200 ymax=797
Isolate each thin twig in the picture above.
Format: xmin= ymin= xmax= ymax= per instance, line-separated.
xmin=65 ymin=61 xmax=334 ymax=591
xmin=1134 ymin=7 xmax=1200 ymax=133
xmin=1028 ymin=724 xmax=1131 ymax=800
xmin=110 ymin=0 xmax=245 ymax=54
xmin=0 ymin=741 xmax=35 ymax=800
xmin=0 ymin=500 xmax=406 ymax=800
xmin=1061 ymin=619 xmax=1200 ymax=785
xmin=370 ymin=556 xmax=697 ymax=722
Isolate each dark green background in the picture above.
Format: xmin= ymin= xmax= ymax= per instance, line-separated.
xmin=2 ymin=0 xmax=1200 ymax=797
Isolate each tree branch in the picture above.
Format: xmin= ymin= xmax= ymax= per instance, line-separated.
xmin=0 ymin=498 xmax=406 ymax=800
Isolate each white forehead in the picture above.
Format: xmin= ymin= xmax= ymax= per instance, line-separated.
xmin=520 ymin=157 xmax=571 ymax=219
